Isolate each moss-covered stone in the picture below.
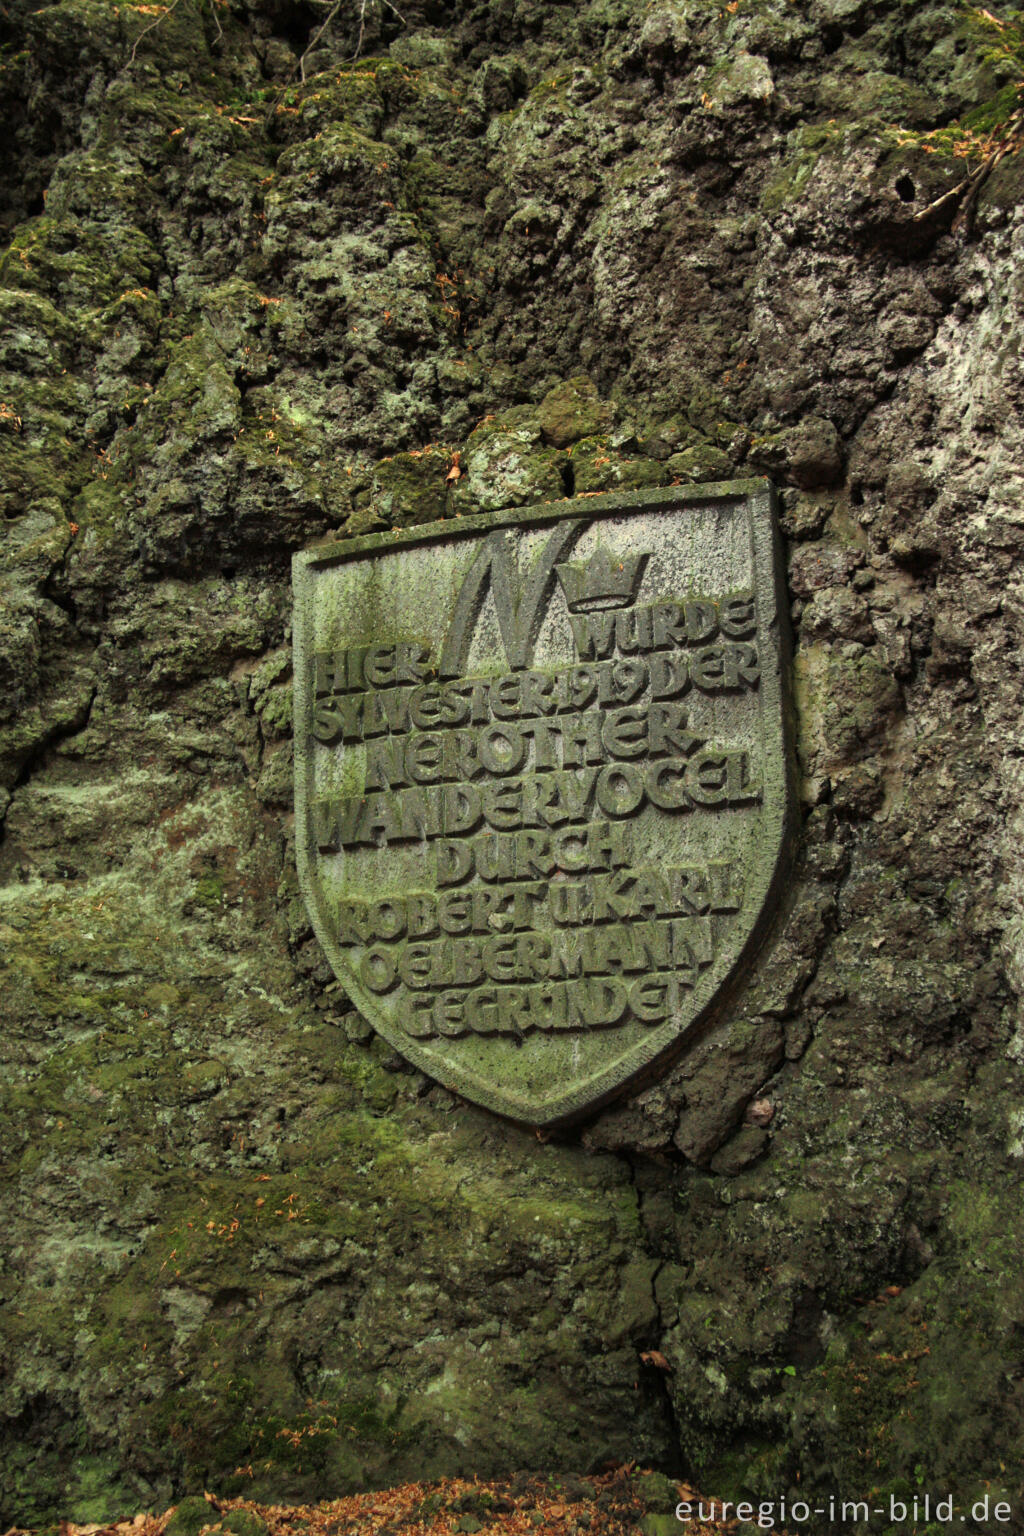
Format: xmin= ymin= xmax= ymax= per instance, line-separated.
xmin=2 ymin=0 xmax=1024 ymax=1520
xmin=639 ymin=1517 xmax=678 ymax=1536
xmin=634 ymin=1470 xmax=680 ymax=1514
xmin=664 ymin=443 xmax=734 ymax=484
xmin=166 ymin=1495 xmax=220 ymax=1536
xmin=452 ymin=408 xmax=568 ymax=514
xmin=536 ymin=376 xmax=615 ymax=449
xmin=569 ymin=436 xmax=670 ymax=495
xmin=366 ymin=448 xmax=452 ymax=527
xmin=220 ymin=1510 xmax=270 ymax=1536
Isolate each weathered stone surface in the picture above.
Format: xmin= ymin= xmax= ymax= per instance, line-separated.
xmin=294 ymin=483 xmax=794 ymax=1124
xmin=2 ymin=0 xmax=1024 ymax=1524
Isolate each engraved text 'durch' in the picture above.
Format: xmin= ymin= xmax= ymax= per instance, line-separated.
xmin=293 ymin=482 xmax=794 ymax=1127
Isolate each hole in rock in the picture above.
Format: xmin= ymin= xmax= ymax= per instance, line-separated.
xmin=269 ymin=0 xmax=321 ymax=52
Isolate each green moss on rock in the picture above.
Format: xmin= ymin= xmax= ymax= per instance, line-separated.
xmin=569 ymin=436 xmax=669 ymax=494
xmin=452 ymin=408 xmax=567 ymax=514
xmin=537 ymin=375 xmax=615 ymax=449
xmin=166 ymin=1495 xmax=219 ymax=1536
xmin=366 ymin=448 xmax=452 ymax=527
xmin=664 ymin=443 xmax=734 ymax=484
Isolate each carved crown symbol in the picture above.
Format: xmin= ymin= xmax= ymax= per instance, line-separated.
xmin=555 ymin=547 xmax=650 ymax=612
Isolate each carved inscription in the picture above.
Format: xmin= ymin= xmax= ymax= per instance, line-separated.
xmin=293 ymin=484 xmax=793 ymax=1125
xmin=311 ymin=577 xmax=763 ymax=1039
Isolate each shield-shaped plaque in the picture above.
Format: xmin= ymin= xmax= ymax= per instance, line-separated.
xmin=293 ymin=480 xmax=794 ymax=1126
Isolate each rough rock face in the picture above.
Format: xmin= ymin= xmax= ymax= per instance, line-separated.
xmin=2 ymin=0 xmax=1024 ymax=1522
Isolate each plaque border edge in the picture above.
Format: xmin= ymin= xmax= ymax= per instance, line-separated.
xmin=292 ymin=478 xmax=798 ymax=1129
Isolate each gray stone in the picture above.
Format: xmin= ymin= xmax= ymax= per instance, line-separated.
xmin=709 ymin=1124 xmax=769 ymax=1174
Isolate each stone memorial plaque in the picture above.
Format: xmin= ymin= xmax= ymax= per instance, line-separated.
xmin=293 ymin=481 xmax=794 ymax=1126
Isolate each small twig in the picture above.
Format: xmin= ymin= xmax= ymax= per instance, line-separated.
xmin=264 ymin=0 xmax=408 ymax=125
xmin=912 ymin=163 xmax=988 ymax=222
xmin=300 ymin=0 xmax=344 ymax=81
xmin=352 ymin=0 xmax=406 ymax=61
xmin=953 ymin=134 xmax=1019 ymax=233
xmin=306 ymin=0 xmax=408 ymax=76
xmin=913 ymin=106 xmax=1024 ymax=229
xmin=129 ymin=0 xmax=183 ymax=64
xmin=352 ymin=0 xmax=368 ymax=62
